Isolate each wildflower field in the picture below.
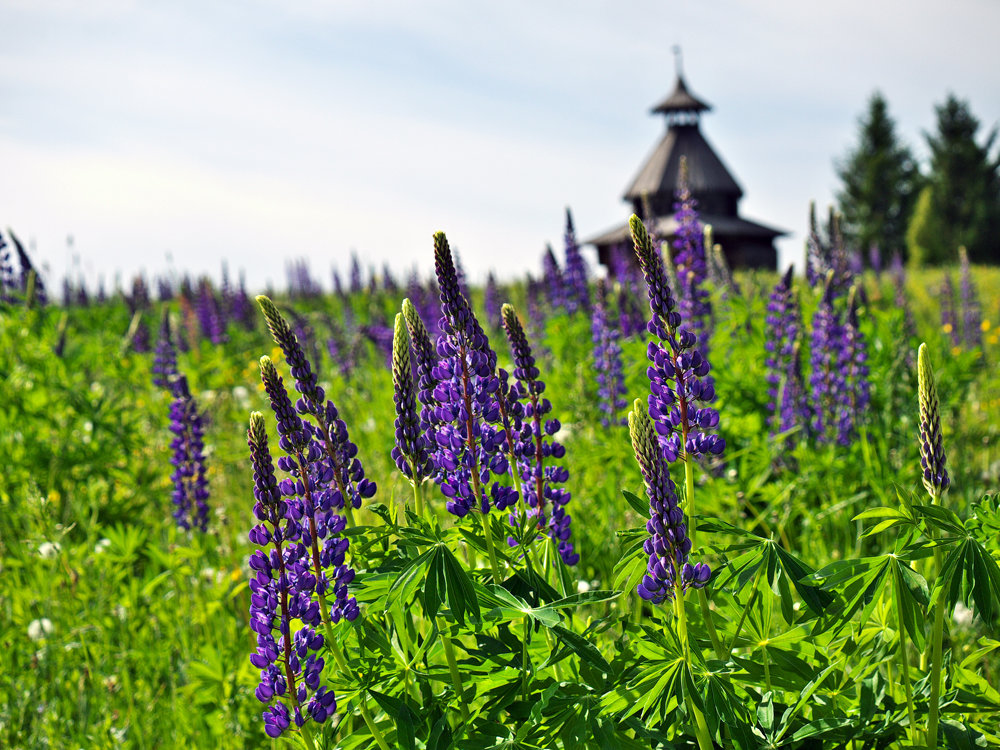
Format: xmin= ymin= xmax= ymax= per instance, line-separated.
xmin=1 ymin=214 xmax=999 ymax=750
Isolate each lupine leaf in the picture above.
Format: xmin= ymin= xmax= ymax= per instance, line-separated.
xmin=368 ymin=689 xmax=416 ymax=750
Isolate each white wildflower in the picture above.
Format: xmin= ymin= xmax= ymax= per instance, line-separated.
xmin=37 ymin=541 xmax=61 ymax=559
xmin=953 ymin=601 xmax=974 ymax=627
xmin=576 ymin=579 xmax=591 ymax=594
xmin=94 ymin=538 xmax=111 ymax=554
xmin=28 ymin=618 xmax=54 ymax=641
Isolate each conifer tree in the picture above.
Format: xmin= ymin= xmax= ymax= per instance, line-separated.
xmin=835 ymin=92 xmax=922 ymax=259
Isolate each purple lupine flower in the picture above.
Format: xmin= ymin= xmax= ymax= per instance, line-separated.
xmin=837 ymin=289 xmax=870 ymax=445
xmin=501 ymin=304 xmax=577 ymax=565
xmin=257 ymin=296 xmax=377 ymax=512
xmin=542 ymin=243 xmax=565 ymax=312
xmin=197 ymin=279 xmax=228 ymax=344
xmin=156 ymin=276 xmax=174 ymax=303
xmin=247 ymin=412 xmax=337 ymax=737
xmin=805 ymin=203 xmax=828 ymax=288
xmin=402 ymin=297 xmax=439 ymax=434
xmin=349 ymin=253 xmax=363 ymax=294
xmin=259 ymin=357 xmax=359 ymax=624
xmin=484 ymin=271 xmax=501 ymax=330
xmin=591 ymin=282 xmax=628 ymax=428
xmin=153 ymin=309 xmax=179 ymax=389
xmin=671 ymin=158 xmax=712 ymax=355
xmin=61 ymin=276 xmax=73 ymax=308
xmin=332 ymin=268 xmax=345 ymax=299
xmin=132 ymin=315 xmax=151 ymax=353
xmin=869 ymin=244 xmax=882 ymax=275
xmin=168 ymin=374 xmax=210 ymax=531
xmin=808 ymin=277 xmax=848 ymax=443
xmin=220 ymin=262 xmax=235 ymax=320
xmin=391 ymin=314 xmax=433 ymax=483
xmin=959 ymin=247 xmax=982 ymax=349
xmin=382 ymin=263 xmax=398 ymax=294
xmin=361 ymin=312 xmax=395 ymax=369
xmin=562 ymin=208 xmax=590 ymax=316
xmin=939 ymin=273 xmax=960 ymax=346
xmin=764 ymin=266 xmax=805 ymax=438
xmin=286 ymin=259 xmax=322 ymax=299
xmin=232 ymin=272 xmax=256 ymax=331
xmin=916 ymin=343 xmax=949 ymax=499
xmin=75 ymin=278 xmax=89 ymax=307
xmin=0 ymin=232 xmax=16 ymax=301
xmin=524 ymin=274 xmax=548 ymax=352
xmin=628 ymin=399 xmax=710 ymax=602
xmin=629 ymin=215 xmax=724 ymax=463
xmin=427 ymin=232 xmax=517 ymax=517
xmin=10 ymin=230 xmax=47 ymax=305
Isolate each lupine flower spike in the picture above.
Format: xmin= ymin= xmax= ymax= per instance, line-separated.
xmin=501 ymin=303 xmax=578 ymax=565
xmin=256 ymin=295 xmax=377 ymax=516
xmin=391 ymin=313 xmax=433 ymax=491
xmin=591 ymin=282 xmax=628 ymax=428
xmin=259 ymin=356 xmax=359 ymax=625
xmin=764 ymin=266 xmax=804 ymax=439
xmin=917 ymin=343 xmax=949 ymax=500
xmin=628 ymin=214 xmax=724 ymax=464
xmin=153 ymin=309 xmax=179 ymax=389
xmin=427 ymin=232 xmax=516 ymax=518
xmin=168 ymin=374 xmax=210 ymax=531
xmin=629 ymin=400 xmax=710 ymax=602
xmin=246 ymin=412 xmax=336 ymax=739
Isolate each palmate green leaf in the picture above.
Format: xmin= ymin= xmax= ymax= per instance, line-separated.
xmin=938 ymin=537 xmax=1000 ymax=632
xmin=890 ymin=555 xmax=929 ymax=649
xmin=773 ymin=658 xmax=842 ymax=743
xmin=386 ymin=547 xmax=435 ymax=612
xmin=809 ymin=555 xmax=892 ymax=636
xmin=551 ymin=624 xmax=610 ymax=672
xmin=940 ymin=719 xmax=989 ymax=750
xmin=912 ymin=503 xmax=966 ymax=535
xmin=715 ymin=539 xmax=832 ymax=623
xmin=612 ymin=534 xmax=647 ymax=595
xmin=701 ymin=670 xmax=756 ymax=749
xmin=440 ymin=543 xmax=480 ymax=626
xmin=789 ymin=717 xmax=859 ymax=743
xmin=756 ymin=691 xmax=775 ymax=739
xmin=368 ymin=689 xmax=417 ymax=750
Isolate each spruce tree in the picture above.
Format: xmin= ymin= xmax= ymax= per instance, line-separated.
xmin=836 ymin=91 xmax=922 ymax=259
xmin=923 ymin=94 xmax=1000 ymax=264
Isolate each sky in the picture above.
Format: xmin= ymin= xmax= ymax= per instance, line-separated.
xmin=2 ymin=0 xmax=998 ymax=292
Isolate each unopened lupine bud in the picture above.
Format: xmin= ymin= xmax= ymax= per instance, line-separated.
xmin=917 ymin=343 xmax=949 ymax=499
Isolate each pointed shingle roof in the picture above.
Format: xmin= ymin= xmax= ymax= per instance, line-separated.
xmin=651 ymin=75 xmax=711 ymax=115
xmin=623 ymin=124 xmax=742 ymax=203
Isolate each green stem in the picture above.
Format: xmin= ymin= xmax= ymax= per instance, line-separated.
xmin=726 ymin=563 xmax=765 ymax=654
xmin=893 ymin=572 xmax=918 ymax=744
xmin=441 ymin=626 xmax=471 ymax=724
xmin=762 ymin=645 xmax=772 ymax=694
xmin=330 ymin=641 xmax=392 ymax=750
xmin=684 ymin=457 xmax=725 ymax=660
xmin=927 ymin=547 xmax=947 ymax=749
xmin=674 ymin=581 xmax=714 ymax=750
xmin=477 ymin=512 xmax=502 ymax=583
xmin=521 ymin=616 xmax=530 ymax=701
xmin=299 ymin=723 xmax=318 ymax=750
xmin=413 ymin=480 xmax=425 ymax=520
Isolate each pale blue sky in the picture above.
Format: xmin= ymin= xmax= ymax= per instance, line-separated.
xmin=2 ymin=0 xmax=998 ymax=291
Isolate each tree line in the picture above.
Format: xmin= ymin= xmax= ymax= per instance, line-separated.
xmin=836 ymin=91 xmax=1000 ymax=265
